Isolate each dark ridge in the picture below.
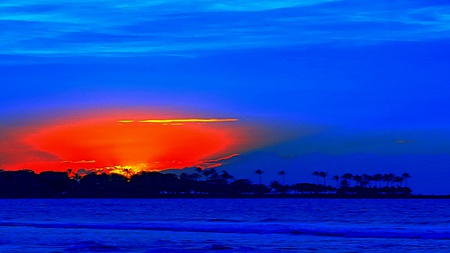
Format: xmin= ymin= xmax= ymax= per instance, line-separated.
xmin=0 ymin=169 xmax=441 ymax=199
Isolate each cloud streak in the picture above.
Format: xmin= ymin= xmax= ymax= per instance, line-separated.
xmin=1 ymin=0 xmax=450 ymax=63
xmin=119 ymin=118 xmax=238 ymax=124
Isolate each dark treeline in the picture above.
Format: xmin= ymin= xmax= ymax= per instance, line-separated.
xmin=0 ymin=168 xmax=413 ymax=198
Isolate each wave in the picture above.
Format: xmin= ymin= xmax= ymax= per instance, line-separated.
xmin=1 ymin=221 xmax=449 ymax=240
xmin=64 ymin=241 xmax=123 ymax=252
xmin=204 ymin=218 xmax=246 ymax=223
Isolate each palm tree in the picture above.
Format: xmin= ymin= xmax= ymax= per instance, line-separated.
xmin=312 ymin=171 xmax=320 ymax=184
xmin=402 ymin=173 xmax=411 ymax=187
xmin=353 ymin=175 xmax=362 ymax=187
xmin=319 ymin=171 xmax=328 ymax=185
xmin=203 ymin=168 xmax=219 ymax=181
xmin=67 ymin=168 xmax=73 ymax=178
xmin=342 ymin=173 xmax=353 ymax=187
xmin=373 ymin=174 xmax=383 ymax=188
xmin=361 ymin=174 xmax=371 ymax=188
xmin=255 ymin=169 xmax=263 ymax=185
xmin=331 ymin=175 xmax=340 ymax=188
xmin=123 ymin=168 xmax=132 ymax=179
xmin=393 ymin=176 xmax=404 ymax=187
xmin=188 ymin=171 xmax=201 ymax=181
xmin=194 ymin=167 xmax=203 ymax=180
xmin=220 ymin=170 xmax=234 ymax=183
xmin=382 ymin=173 xmax=395 ymax=187
xmin=278 ymin=170 xmax=285 ymax=185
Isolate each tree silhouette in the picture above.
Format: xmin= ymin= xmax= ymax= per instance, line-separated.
xmin=394 ymin=176 xmax=404 ymax=187
xmin=270 ymin=180 xmax=286 ymax=194
xmin=360 ymin=174 xmax=369 ymax=188
xmin=255 ymin=169 xmax=263 ymax=185
xmin=319 ymin=171 xmax=328 ymax=185
xmin=67 ymin=168 xmax=74 ymax=178
xmin=373 ymin=174 xmax=383 ymax=188
xmin=203 ymin=168 xmax=219 ymax=181
xmin=39 ymin=171 xmax=71 ymax=197
xmin=220 ymin=170 xmax=234 ymax=184
xmin=123 ymin=168 xmax=132 ymax=179
xmin=353 ymin=175 xmax=362 ymax=187
xmin=74 ymin=173 xmax=82 ymax=183
xmin=194 ymin=167 xmax=204 ymax=181
xmin=332 ymin=175 xmax=340 ymax=188
xmin=402 ymin=173 xmax=411 ymax=187
xmin=383 ymin=173 xmax=395 ymax=187
xmin=312 ymin=171 xmax=320 ymax=184
xmin=230 ymin=179 xmax=253 ymax=195
xmin=0 ymin=169 xmax=415 ymax=198
xmin=342 ymin=173 xmax=353 ymax=187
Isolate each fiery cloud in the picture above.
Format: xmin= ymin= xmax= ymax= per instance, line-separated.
xmin=0 ymin=111 xmax=262 ymax=173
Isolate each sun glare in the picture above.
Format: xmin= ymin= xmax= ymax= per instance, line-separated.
xmin=108 ymin=164 xmax=150 ymax=177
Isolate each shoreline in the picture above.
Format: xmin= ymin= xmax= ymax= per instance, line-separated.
xmin=1 ymin=194 xmax=449 ymax=199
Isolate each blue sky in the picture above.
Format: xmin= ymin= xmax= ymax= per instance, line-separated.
xmin=1 ymin=0 xmax=450 ymax=59
xmin=1 ymin=0 xmax=450 ymax=185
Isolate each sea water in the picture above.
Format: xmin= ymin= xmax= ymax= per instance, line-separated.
xmin=0 ymin=198 xmax=449 ymax=252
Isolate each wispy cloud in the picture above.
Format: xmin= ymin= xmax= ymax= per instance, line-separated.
xmin=61 ymin=160 xmax=96 ymax=164
xmin=119 ymin=118 xmax=238 ymax=124
xmin=1 ymin=0 xmax=450 ymax=63
xmin=395 ymin=140 xmax=414 ymax=144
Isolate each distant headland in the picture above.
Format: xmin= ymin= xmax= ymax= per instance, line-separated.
xmin=0 ymin=168 xmax=448 ymax=198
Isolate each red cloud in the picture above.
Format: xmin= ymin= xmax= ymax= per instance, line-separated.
xmin=1 ymin=110 xmax=259 ymax=173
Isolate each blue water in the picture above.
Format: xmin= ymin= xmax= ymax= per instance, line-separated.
xmin=0 ymin=199 xmax=449 ymax=252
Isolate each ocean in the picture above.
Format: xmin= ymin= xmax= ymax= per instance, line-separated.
xmin=0 ymin=198 xmax=449 ymax=252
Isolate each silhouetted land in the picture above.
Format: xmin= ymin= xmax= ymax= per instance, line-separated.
xmin=0 ymin=168 xmax=446 ymax=198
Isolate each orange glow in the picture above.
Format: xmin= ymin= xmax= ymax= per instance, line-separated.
xmin=107 ymin=164 xmax=150 ymax=177
xmin=0 ymin=111 xmax=260 ymax=173
xmin=1 ymin=107 xmax=303 ymax=174
xmin=27 ymin=121 xmax=232 ymax=169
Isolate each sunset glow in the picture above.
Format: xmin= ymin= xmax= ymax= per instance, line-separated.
xmin=4 ymin=0 xmax=450 ymax=195
xmin=0 ymin=112 xmax=259 ymax=174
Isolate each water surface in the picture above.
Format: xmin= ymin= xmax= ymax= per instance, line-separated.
xmin=0 ymin=198 xmax=449 ymax=252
